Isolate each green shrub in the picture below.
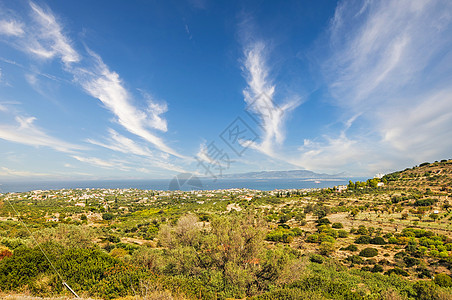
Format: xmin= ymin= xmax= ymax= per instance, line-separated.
xmin=434 ymin=273 xmax=452 ymax=287
xmin=319 ymin=242 xmax=335 ymax=256
xmin=266 ymin=228 xmax=294 ymax=243
xmin=346 ymin=255 xmax=364 ymax=264
xmin=306 ymin=234 xmax=319 ymax=243
xmin=309 ymin=254 xmax=324 ymax=264
xmin=388 ymin=237 xmax=398 ymax=244
xmin=318 ymin=234 xmax=335 ymax=243
xmin=384 ymin=268 xmax=409 ymax=276
xmin=332 ymin=222 xmax=343 ymax=229
xmin=371 ymin=264 xmax=384 ymax=273
xmin=414 ymin=199 xmax=436 ymax=207
xmin=357 ymin=225 xmax=368 ymax=235
xmin=413 ymin=280 xmax=438 ymax=300
xmin=102 ymin=213 xmax=115 ymax=220
xmin=439 ymin=251 xmax=449 ymax=258
xmin=359 ymin=248 xmax=378 ymax=257
xmin=370 ymin=236 xmax=386 ymax=245
xmin=316 ymin=218 xmax=331 ymax=226
xmin=341 ymin=244 xmax=358 ymax=252
xmin=337 ymin=230 xmax=348 ymax=238
xmin=355 ymin=235 xmax=371 ymax=244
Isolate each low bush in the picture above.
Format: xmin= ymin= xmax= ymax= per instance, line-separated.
xmin=341 ymin=244 xmax=358 ymax=252
xmin=332 ymin=222 xmax=343 ymax=229
xmin=355 ymin=235 xmax=371 ymax=244
xmin=384 ymin=268 xmax=409 ymax=276
xmin=370 ymin=236 xmax=386 ymax=245
xmin=359 ymin=248 xmax=378 ymax=257
xmin=434 ymin=273 xmax=452 ymax=287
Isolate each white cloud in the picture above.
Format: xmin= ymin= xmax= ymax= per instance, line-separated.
xmin=28 ymin=2 xmax=80 ymax=64
xmin=294 ymin=0 xmax=452 ymax=174
xmin=26 ymin=2 xmax=182 ymax=158
xmin=292 ymin=133 xmax=367 ymax=175
xmin=0 ymin=115 xmax=83 ymax=153
xmin=242 ymin=41 xmax=300 ymax=156
xmin=87 ymin=128 xmax=154 ymax=157
xmin=0 ymin=2 xmax=183 ymax=162
xmin=0 ymin=19 xmax=24 ymax=36
xmin=0 ymin=167 xmax=48 ymax=178
xmin=381 ymin=89 xmax=452 ymax=160
xmin=75 ymin=51 xmax=182 ymax=157
xmin=71 ymin=155 xmax=129 ymax=170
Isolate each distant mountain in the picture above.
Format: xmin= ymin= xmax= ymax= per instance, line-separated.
xmin=219 ymin=170 xmax=344 ymax=179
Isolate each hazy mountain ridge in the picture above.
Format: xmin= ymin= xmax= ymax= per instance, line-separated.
xmin=220 ymin=169 xmax=345 ymax=179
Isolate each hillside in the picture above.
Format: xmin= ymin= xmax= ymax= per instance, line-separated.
xmin=1 ymin=160 xmax=452 ymax=299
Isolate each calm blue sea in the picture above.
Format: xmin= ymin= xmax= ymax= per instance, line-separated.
xmin=0 ymin=177 xmax=368 ymax=193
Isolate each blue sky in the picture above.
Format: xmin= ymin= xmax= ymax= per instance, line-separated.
xmin=0 ymin=0 xmax=451 ymax=181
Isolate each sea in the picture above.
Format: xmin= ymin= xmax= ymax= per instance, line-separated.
xmin=0 ymin=177 xmax=368 ymax=193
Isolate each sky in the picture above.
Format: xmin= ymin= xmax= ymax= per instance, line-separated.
xmin=0 ymin=0 xmax=451 ymax=181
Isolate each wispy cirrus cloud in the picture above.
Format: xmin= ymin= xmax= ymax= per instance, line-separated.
xmin=0 ymin=115 xmax=83 ymax=153
xmin=242 ymin=41 xmax=300 ymax=156
xmin=28 ymin=3 xmax=182 ymax=158
xmin=71 ymin=155 xmax=130 ymax=170
xmin=0 ymin=167 xmax=48 ymax=178
xmin=0 ymin=2 xmax=183 ymax=164
xmin=0 ymin=19 xmax=24 ymax=36
xmin=87 ymin=128 xmax=154 ymax=158
xmin=27 ymin=2 xmax=80 ymax=65
xmin=74 ymin=53 xmax=182 ymax=157
xmin=293 ymin=0 xmax=452 ymax=174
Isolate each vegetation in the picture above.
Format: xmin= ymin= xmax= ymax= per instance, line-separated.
xmin=1 ymin=159 xmax=452 ymax=299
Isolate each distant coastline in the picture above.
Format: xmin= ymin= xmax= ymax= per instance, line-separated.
xmin=0 ymin=177 xmax=367 ymax=193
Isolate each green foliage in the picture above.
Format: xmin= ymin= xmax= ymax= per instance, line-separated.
xmin=357 ymin=225 xmax=368 ymax=235
xmin=371 ymin=264 xmax=384 ymax=273
xmin=337 ymin=230 xmax=348 ymax=238
xmin=102 ymin=212 xmax=115 ymax=220
xmin=370 ymin=236 xmax=386 ymax=245
xmin=355 ymin=235 xmax=371 ymax=244
xmin=414 ymin=198 xmax=436 ymax=207
xmin=341 ymin=244 xmax=358 ymax=252
xmin=332 ymin=222 xmax=343 ymax=229
xmin=309 ymin=254 xmax=324 ymax=264
xmin=266 ymin=228 xmax=294 ymax=243
xmin=359 ymin=248 xmax=378 ymax=257
xmin=316 ymin=217 xmax=331 ymax=226
xmin=347 ymin=255 xmax=364 ymax=264
xmin=384 ymin=268 xmax=409 ymax=276
xmin=413 ymin=280 xmax=439 ymax=300
xmin=434 ymin=273 xmax=452 ymax=287
xmin=319 ymin=242 xmax=335 ymax=256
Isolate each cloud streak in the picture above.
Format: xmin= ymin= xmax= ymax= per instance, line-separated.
xmin=87 ymin=128 xmax=154 ymax=158
xmin=0 ymin=115 xmax=83 ymax=153
xmin=0 ymin=167 xmax=48 ymax=178
xmin=293 ymin=0 xmax=452 ymax=174
xmin=0 ymin=2 xmax=183 ymax=162
xmin=27 ymin=3 xmax=182 ymax=158
xmin=242 ymin=41 xmax=300 ymax=156
xmin=28 ymin=2 xmax=80 ymax=65
xmin=0 ymin=19 xmax=24 ymax=36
